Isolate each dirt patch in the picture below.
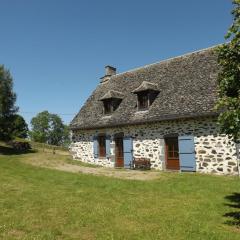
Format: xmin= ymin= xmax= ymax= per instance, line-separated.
xmin=53 ymin=163 xmax=161 ymax=180
xmin=21 ymin=152 xmax=162 ymax=181
xmin=18 ymin=151 xmax=163 ymax=180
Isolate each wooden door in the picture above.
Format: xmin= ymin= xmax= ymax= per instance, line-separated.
xmin=98 ymin=135 xmax=106 ymax=158
xmin=115 ymin=137 xmax=124 ymax=167
xmin=165 ymin=137 xmax=180 ymax=170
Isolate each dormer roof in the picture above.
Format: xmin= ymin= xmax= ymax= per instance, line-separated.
xmin=132 ymin=81 xmax=159 ymax=93
xmin=100 ymin=90 xmax=124 ymax=101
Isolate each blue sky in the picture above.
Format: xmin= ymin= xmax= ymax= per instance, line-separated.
xmin=0 ymin=0 xmax=232 ymax=126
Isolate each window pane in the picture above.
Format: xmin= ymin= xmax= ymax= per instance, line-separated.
xmin=166 ymin=138 xmax=179 ymax=159
xmin=168 ymin=144 xmax=173 ymax=152
xmin=173 ymin=151 xmax=179 ymax=158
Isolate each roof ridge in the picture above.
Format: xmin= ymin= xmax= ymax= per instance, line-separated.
xmin=113 ymin=44 xmax=221 ymax=77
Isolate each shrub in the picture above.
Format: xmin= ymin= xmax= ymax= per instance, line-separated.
xmin=8 ymin=140 xmax=31 ymax=151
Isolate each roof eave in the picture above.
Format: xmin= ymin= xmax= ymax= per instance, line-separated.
xmin=70 ymin=112 xmax=219 ymax=131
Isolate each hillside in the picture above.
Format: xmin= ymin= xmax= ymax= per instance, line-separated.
xmin=0 ymin=148 xmax=239 ymax=239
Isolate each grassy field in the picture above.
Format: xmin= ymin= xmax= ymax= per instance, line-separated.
xmin=0 ymin=147 xmax=240 ymax=239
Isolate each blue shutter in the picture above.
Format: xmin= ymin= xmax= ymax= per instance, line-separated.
xmin=106 ymin=135 xmax=111 ymax=158
xmin=123 ymin=137 xmax=133 ymax=168
xmin=93 ymin=136 xmax=98 ymax=159
xmin=178 ymin=135 xmax=196 ymax=172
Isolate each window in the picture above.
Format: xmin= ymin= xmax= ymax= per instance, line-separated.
xmin=149 ymin=91 xmax=159 ymax=105
xmin=103 ymin=99 xmax=121 ymax=115
xmin=138 ymin=92 xmax=149 ymax=110
xmin=137 ymin=90 xmax=158 ymax=110
xmin=98 ymin=135 xmax=106 ymax=157
xmin=103 ymin=100 xmax=112 ymax=114
xmin=166 ymin=138 xmax=179 ymax=159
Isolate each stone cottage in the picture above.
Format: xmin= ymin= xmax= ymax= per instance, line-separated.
xmin=70 ymin=46 xmax=239 ymax=175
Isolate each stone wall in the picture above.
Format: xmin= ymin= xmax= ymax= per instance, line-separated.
xmin=70 ymin=117 xmax=239 ymax=175
xmin=195 ymin=135 xmax=238 ymax=174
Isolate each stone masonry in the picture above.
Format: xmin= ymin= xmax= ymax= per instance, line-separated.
xmin=70 ymin=117 xmax=239 ymax=175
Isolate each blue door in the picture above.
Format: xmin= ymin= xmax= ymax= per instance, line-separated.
xmin=123 ymin=137 xmax=133 ymax=168
xmin=178 ymin=135 xmax=196 ymax=172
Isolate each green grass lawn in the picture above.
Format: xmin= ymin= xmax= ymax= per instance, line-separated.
xmin=0 ymin=150 xmax=239 ymax=240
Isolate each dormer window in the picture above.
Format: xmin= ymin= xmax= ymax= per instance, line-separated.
xmin=103 ymin=99 xmax=112 ymax=114
xmin=100 ymin=90 xmax=124 ymax=115
xmin=138 ymin=91 xmax=148 ymax=110
xmin=103 ymin=98 xmax=122 ymax=114
xmin=132 ymin=81 xmax=159 ymax=111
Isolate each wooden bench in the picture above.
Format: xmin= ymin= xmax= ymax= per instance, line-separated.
xmin=131 ymin=158 xmax=151 ymax=170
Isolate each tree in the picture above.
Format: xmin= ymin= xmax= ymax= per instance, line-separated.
xmin=62 ymin=125 xmax=71 ymax=147
xmin=30 ymin=111 xmax=51 ymax=143
xmin=216 ymin=0 xmax=240 ymax=142
xmin=11 ymin=114 xmax=29 ymax=139
xmin=48 ymin=114 xmax=65 ymax=145
xmin=0 ymin=65 xmax=18 ymax=141
xmin=30 ymin=111 xmax=69 ymax=146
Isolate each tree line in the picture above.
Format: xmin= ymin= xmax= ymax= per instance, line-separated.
xmin=0 ymin=65 xmax=70 ymax=147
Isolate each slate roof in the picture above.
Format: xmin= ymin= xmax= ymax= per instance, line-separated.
xmin=70 ymin=46 xmax=219 ymax=130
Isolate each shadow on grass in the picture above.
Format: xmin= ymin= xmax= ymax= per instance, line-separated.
xmin=224 ymin=192 xmax=240 ymax=227
xmin=0 ymin=145 xmax=37 ymax=155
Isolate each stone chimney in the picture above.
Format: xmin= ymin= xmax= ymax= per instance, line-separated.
xmin=105 ymin=65 xmax=116 ymax=76
xmin=100 ymin=65 xmax=116 ymax=83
